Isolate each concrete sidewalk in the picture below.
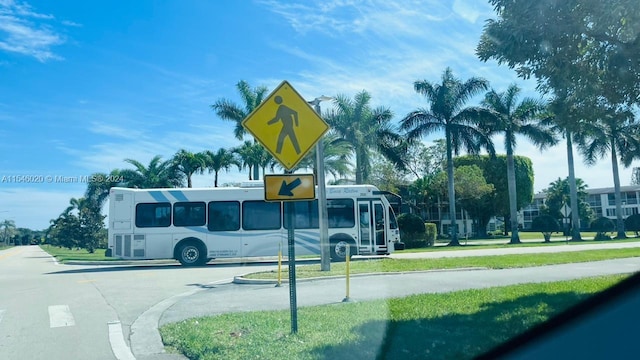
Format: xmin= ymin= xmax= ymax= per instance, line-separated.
xmin=163 ymin=257 xmax=640 ymax=323
xmin=390 ymin=240 xmax=640 ymax=259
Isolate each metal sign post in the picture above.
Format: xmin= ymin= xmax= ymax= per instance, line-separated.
xmin=561 ymin=203 xmax=571 ymax=243
xmin=286 ymin=200 xmax=298 ymax=333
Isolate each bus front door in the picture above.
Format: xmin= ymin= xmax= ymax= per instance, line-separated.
xmin=358 ymin=201 xmax=373 ymax=255
xmin=373 ymin=201 xmax=387 ymax=254
xmin=358 ymin=200 xmax=388 ymax=256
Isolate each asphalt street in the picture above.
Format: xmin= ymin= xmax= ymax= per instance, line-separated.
xmin=133 ymin=241 xmax=640 ymax=360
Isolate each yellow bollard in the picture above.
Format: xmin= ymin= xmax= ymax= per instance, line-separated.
xmin=276 ymin=241 xmax=282 ymax=287
xmin=342 ymin=245 xmax=352 ymax=302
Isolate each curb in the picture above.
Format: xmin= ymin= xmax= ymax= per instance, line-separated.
xmin=232 ymin=266 xmax=489 ymax=285
xmin=64 ymin=260 xmax=178 ymax=266
xmin=63 ymin=256 xmax=321 ymax=266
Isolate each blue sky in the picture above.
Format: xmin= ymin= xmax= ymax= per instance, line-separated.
xmin=0 ymin=0 xmax=631 ymax=230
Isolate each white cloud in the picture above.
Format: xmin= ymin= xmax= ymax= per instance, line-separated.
xmin=452 ymin=0 xmax=493 ymax=24
xmin=0 ymin=0 xmax=65 ymax=61
xmin=260 ymin=1 xmax=530 ymax=121
xmin=260 ymin=0 xmax=452 ymax=37
xmin=61 ymin=20 xmax=81 ymax=27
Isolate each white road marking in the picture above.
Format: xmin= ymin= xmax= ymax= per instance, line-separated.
xmin=48 ymin=305 xmax=75 ymax=328
xmin=0 ymin=309 xmax=5 ymax=324
xmin=108 ymin=321 xmax=136 ymax=360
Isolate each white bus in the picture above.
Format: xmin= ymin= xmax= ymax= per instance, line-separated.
xmin=106 ymin=183 xmax=402 ymax=266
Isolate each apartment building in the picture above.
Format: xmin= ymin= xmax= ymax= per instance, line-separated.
xmin=520 ymin=185 xmax=640 ymax=230
xmin=425 ymin=185 xmax=640 ymax=235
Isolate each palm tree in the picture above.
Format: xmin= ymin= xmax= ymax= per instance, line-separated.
xmin=254 ymin=144 xmax=278 ymax=178
xmin=543 ymin=177 xmax=594 ymax=235
xmin=547 ymin=91 xmax=592 ymax=241
xmin=400 ymin=67 xmax=494 ymax=246
xmin=84 ymin=169 xmax=125 ymax=210
xmin=0 ymin=219 xmax=16 ymax=244
xmin=232 ymin=141 xmax=264 ymax=180
xmin=63 ymin=197 xmax=88 ymax=216
xmin=120 ymin=155 xmax=183 ymax=188
xmin=172 ymin=149 xmax=206 ymax=188
xmin=295 ymin=132 xmax=353 ymax=181
xmin=211 ymin=80 xmax=269 ymax=180
xmin=203 ymin=148 xmax=238 ymax=187
xmin=577 ymin=106 xmax=640 ymax=238
xmin=325 ymin=90 xmax=406 ymax=184
xmin=481 ymin=84 xmax=557 ymax=244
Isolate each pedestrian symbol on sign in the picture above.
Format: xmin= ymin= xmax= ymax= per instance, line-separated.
xmin=241 ymin=80 xmax=329 ymax=170
xmin=267 ymin=95 xmax=301 ymax=155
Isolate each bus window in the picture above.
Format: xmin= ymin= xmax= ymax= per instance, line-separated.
xmin=208 ymin=201 xmax=240 ymax=231
xmin=173 ymin=202 xmax=206 ymax=227
xmin=389 ymin=207 xmax=398 ymax=230
xmin=327 ymin=199 xmax=355 ymax=228
xmin=283 ymin=200 xmax=319 ymax=229
xmin=242 ymin=201 xmax=281 ymax=230
xmin=136 ymin=203 xmax=171 ymax=228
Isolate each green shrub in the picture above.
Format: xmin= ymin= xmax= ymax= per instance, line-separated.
xmin=591 ymin=217 xmax=614 ymax=240
xmin=397 ymin=213 xmax=427 ymax=249
xmin=624 ymin=214 xmax=640 ymax=236
xmin=425 ymin=223 xmax=437 ymax=246
xmin=397 ymin=213 xmax=426 ymax=234
xmin=531 ymin=215 xmax=560 ymax=242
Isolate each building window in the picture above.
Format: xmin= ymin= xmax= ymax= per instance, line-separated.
xmin=625 ymin=192 xmax=637 ymax=205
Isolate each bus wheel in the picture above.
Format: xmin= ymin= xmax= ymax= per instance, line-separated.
xmin=178 ymin=243 xmax=206 ymax=266
xmin=330 ymin=240 xmax=353 ymax=262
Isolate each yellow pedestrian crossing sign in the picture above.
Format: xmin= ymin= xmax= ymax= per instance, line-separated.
xmin=242 ymin=80 xmax=330 ymax=170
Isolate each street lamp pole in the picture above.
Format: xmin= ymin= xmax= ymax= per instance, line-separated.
xmin=309 ymin=96 xmax=333 ymax=271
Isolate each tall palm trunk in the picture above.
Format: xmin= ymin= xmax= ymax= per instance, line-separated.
xmin=566 ymin=131 xmax=582 ymax=241
xmin=610 ymin=138 xmax=626 ymax=238
xmin=446 ymin=131 xmax=460 ymax=245
xmin=437 ymin=195 xmax=443 ymax=236
xmin=355 ymin=147 xmax=366 ymax=184
xmin=506 ymin=146 xmax=520 ymax=244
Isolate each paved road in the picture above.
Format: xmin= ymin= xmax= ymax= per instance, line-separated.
xmin=0 ymin=246 xmax=276 ymax=360
xmin=141 ymin=241 xmax=640 ymax=359
xmin=0 ymin=246 xmax=119 ymax=360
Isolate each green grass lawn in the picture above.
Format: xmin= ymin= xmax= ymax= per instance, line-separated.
xmin=424 ymin=232 xmax=640 ymax=249
xmin=160 ymin=274 xmax=627 ymax=360
xmin=35 ymin=234 xmax=640 ymax=264
xmin=245 ymin=247 xmax=640 ymax=280
xmin=39 ymin=244 xmax=111 ymax=262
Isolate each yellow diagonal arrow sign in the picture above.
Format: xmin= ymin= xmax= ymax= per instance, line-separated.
xmin=264 ymin=174 xmax=316 ymax=201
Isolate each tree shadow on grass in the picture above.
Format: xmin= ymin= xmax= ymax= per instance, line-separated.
xmin=306 ymin=291 xmax=592 ymax=360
